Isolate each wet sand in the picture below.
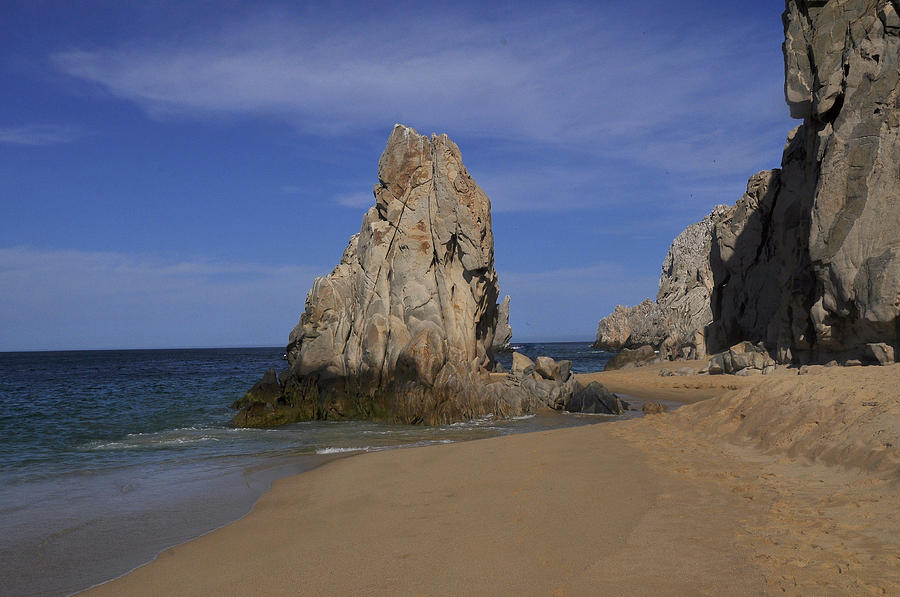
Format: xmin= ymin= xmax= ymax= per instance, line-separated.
xmin=81 ymin=364 xmax=900 ymax=596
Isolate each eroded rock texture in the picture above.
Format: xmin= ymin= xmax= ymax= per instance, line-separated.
xmin=234 ymin=125 xmax=548 ymax=427
xmin=595 ymin=0 xmax=899 ymax=365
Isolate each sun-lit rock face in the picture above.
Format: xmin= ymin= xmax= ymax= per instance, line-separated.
xmin=595 ymin=0 xmax=900 ymax=364
xmin=234 ymin=125 xmax=567 ymax=426
xmin=286 ymin=124 xmax=499 ymax=387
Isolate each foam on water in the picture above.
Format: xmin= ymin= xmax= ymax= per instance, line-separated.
xmin=316 ymin=446 xmax=370 ymax=454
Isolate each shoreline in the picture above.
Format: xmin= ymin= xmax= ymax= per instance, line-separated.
xmin=1 ymin=453 xmax=341 ymax=597
xmin=70 ymin=410 xmax=628 ymax=596
xmin=79 ymin=363 xmax=900 ymax=595
xmin=12 ymin=394 xmax=620 ymax=597
xmin=72 ymin=453 xmax=349 ymax=596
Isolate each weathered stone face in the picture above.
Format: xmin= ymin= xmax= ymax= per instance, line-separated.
xmin=235 ymin=125 xmax=563 ymax=427
xmin=288 ymin=125 xmax=498 ymax=386
xmin=594 ymin=0 xmax=899 ymax=365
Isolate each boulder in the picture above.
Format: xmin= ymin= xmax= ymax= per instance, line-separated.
xmin=521 ymin=374 xmax=577 ymax=412
xmin=865 ymin=343 xmax=895 ymax=365
xmin=532 ymin=356 xmax=572 ymax=382
xmin=603 ymin=345 xmax=658 ymax=371
xmin=511 ymin=352 xmax=535 ymax=379
xmin=556 ymin=360 xmax=573 ymax=382
xmin=534 ymin=356 xmax=557 ymax=380
xmin=234 ymin=125 xmax=573 ymax=427
xmin=641 ymin=402 xmax=667 ymax=415
xmin=565 ymin=381 xmax=626 ymax=415
xmin=706 ymin=342 xmax=775 ymax=375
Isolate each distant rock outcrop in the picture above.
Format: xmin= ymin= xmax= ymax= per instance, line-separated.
xmin=592 ymin=299 xmax=662 ymax=351
xmin=595 ymin=0 xmax=899 ymax=366
xmin=593 ymin=207 xmax=727 ymax=359
xmin=234 ymin=125 xmax=571 ymax=427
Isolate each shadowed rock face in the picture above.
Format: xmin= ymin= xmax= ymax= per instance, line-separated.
xmin=595 ymin=0 xmax=899 ymax=364
xmin=234 ymin=125 xmax=542 ymax=426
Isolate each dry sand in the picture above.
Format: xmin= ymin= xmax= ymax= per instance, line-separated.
xmin=82 ymin=364 xmax=900 ymax=596
xmin=579 ymin=359 xmax=759 ymax=403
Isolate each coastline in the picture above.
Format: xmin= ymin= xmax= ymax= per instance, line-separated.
xmin=1 ymin=453 xmax=340 ymax=597
xmin=80 ymin=364 xmax=900 ymax=596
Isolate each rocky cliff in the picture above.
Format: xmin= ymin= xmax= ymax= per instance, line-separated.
xmin=595 ymin=0 xmax=899 ymax=365
xmin=234 ymin=125 xmax=571 ymax=426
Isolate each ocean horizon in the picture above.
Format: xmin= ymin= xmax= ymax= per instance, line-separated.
xmin=0 ymin=342 xmax=635 ymax=597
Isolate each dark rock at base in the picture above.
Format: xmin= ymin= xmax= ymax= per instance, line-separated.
xmin=566 ymin=381 xmax=626 ymax=415
xmin=231 ymin=369 xmax=282 ymax=410
xmin=603 ymin=345 xmax=658 ymax=371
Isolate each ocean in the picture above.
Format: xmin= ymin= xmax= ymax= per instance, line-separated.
xmin=0 ymin=343 xmax=632 ymax=596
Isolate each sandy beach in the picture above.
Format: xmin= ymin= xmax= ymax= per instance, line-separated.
xmin=81 ymin=364 xmax=900 ymax=596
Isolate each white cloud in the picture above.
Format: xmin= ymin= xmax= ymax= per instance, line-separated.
xmin=49 ymin=6 xmax=792 ymax=183
xmin=0 ymin=247 xmax=324 ymax=350
xmin=0 ymin=125 xmax=81 ymax=146
xmin=334 ymin=192 xmax=374 ymax=208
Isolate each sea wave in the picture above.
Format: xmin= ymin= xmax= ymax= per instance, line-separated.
xmin=315 ymin=446 xmax=370 ymax=454
xmin=78 ymin=428 xmax=227 ymax=451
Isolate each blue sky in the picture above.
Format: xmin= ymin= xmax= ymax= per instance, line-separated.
xmin=0 ymin=0 xmax=794 ymax=350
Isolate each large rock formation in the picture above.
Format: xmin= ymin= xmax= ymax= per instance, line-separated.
xmin=595 ymin=0 xmax=899 ymax=365
xmin=234 ymin=125 xmax=565 ymax=426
